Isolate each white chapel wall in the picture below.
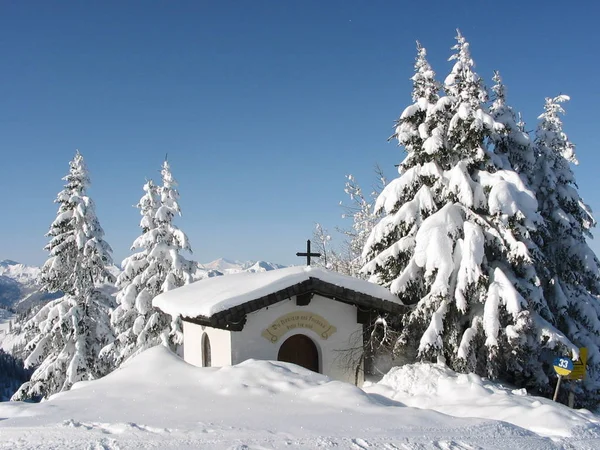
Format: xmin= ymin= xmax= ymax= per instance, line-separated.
xmin=182 ymin=321 xmax=232 ymax=367
xmin=230 ymin=295 xmax=364 ymax=384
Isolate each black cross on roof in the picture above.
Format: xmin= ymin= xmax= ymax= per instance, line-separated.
xmin=296 ymin=239 xmax=321 ymax=266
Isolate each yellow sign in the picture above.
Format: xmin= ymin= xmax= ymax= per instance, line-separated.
xmin=261 ymin=311 xmax=337 ymax=343
xmin=566 ymin=348 xmax=587 ymax=380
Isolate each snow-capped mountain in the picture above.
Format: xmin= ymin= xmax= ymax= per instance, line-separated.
xmin=0 ymin=260 xmax=40 ymax=286
xmin=201 ymin=258 xmax=286 ymax=275
xmin=0 ymin=260 xmax=60 ymax=312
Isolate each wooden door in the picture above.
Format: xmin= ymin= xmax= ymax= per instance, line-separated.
xmin=277 ymin=334 xmax=319 ymax=373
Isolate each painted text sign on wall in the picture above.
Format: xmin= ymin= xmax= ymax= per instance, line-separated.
xmin=262 ymin=311 xmax=337 ymax=343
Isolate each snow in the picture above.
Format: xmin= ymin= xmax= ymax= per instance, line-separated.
xmin=454 ymin=220 xmax=485 ymax=312
xmin=423 ymin=127 xmax=444 ymax=154
xmin=154 ymin=266 xmax=402 ymax=318
xmin=374 ymin=162 xmax=442 ymax=214
xmin=365 ymin=361 xmax=600 ymax=440
xmin=1 ymin=346 xmax=599 ymax=449
xmin=361 ymin=236 xmax=416 ymax=274
xmin=478 ymin=169 xmax=539 ymax=221
xmin=413 ymin=203 xmax=464 ymax=297
xmin=447 ymin=161 xmax=486 ymax=209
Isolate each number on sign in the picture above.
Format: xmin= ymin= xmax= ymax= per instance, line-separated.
xmin=558 ymin=359 xmax=569 ymax=369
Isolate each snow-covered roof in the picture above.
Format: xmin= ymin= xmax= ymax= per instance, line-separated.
xmin=153 ymin=266 xmax=404 ymax=320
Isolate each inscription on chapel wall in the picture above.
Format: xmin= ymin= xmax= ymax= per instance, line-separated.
xmin=261 ymin=311 xmax=337 ymax=343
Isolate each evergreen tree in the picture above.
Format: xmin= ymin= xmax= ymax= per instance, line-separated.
xmin=98 ymin=180 xmax=160 ymax=374
xmin=13 ymin=151 xmax=114 ymax=400
xmin=100 ymin=161 xmax=196 ymax=372
xmin=39 ymin=151 xmax=114 ymax=295
xmin=489 ymin=71 xmax=535 ymax=177
xmin=534 ymin=95 xmax=600 ymax=405
xmin=362 ymin=33 xmax=577 ymax=394
xmin=0 ymin=349 xmax=31 ymax=401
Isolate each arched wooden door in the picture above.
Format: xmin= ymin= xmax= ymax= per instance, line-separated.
xmin=277 ymin=334 xmax=319 ymax=373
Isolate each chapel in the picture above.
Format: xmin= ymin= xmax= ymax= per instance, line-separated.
xmin=153 ymin=264 xmax=406 ymax=385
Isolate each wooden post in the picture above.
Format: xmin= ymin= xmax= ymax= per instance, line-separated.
xmin=553 ymin=375 xmax=562 ymax=402
xmin=568 ymin=391 xmax=575 ymax=408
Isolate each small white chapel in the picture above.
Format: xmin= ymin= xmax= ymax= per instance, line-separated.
xmin=153 ymin=264 xmax=406 ymax=385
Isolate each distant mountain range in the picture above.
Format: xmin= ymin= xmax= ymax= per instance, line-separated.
xmin=0 ymin=258 xmax=287 ymax=312
xmin=200 ymin=258 xmax=287 ymax=275
xmin=0 ymin=260 xmax=61 ymax=313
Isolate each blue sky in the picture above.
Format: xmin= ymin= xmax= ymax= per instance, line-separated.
xmin=1 ymin=1 xmax=599 ymax=267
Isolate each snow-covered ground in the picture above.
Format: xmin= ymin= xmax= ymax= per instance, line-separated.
xmin=364 ymin=363 xmax=600 ymax=439
xmin=1 ymin=346 xmax=598 ymax=449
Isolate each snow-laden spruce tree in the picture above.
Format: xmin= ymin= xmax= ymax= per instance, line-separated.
xmin=533 ymin=95 xmax=600 ymax=404
xmin=39 ymin=151 xmax=114 ymax=295
xmin=489 ymin=71 xmax=535 ymax=177
xmin=99 ymin=161 xmax=196 ymax=372
xmin=13 ymin=151 xmax=115 ymax=401
xmin=362 ymin=34 xmax=577 ymax=392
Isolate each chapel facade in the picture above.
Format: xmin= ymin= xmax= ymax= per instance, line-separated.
xmin=154 ymin=266 xmax=406 ymax=385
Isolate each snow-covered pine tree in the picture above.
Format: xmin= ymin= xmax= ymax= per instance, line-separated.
xmin=489 ymin=71 xmax=535 ymax=177
xmin=362 ymin=33 xmax=577 ymax=393
xmin=39 ymin=151 xmax=114 ymax=295
xmin=487 ymin=71 xmax=550 ymax=295
xmin=100 ymin=161 xmax=196 ymax=372
xmin=13 ymin=151 xmax=115 ymax=401
xmin=97 ymin=179 xmax=160 ymax=374
xmin=533 ymin=95 xmax=600 ymax=405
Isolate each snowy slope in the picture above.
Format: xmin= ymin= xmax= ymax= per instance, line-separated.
xmin=1 ymin=346 xmax=599 ymax=449
xmin=364 ymin=362 xmax=600 ymax=438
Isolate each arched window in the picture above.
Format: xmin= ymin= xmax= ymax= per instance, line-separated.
xmin=202 ymin=333 xmax=212 ymax=367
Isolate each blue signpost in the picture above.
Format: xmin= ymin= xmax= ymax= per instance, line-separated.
xmin=552 ymin=356 xmax=574 ymax=401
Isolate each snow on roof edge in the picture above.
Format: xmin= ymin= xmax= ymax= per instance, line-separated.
xmin=153 ymin=266 xmax=403 ymax=319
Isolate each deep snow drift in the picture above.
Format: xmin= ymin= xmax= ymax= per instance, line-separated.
xmin=0 ymin=346 xmax=599 ymax=449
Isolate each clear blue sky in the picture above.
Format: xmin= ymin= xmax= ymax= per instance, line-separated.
xmin=1 ymin=1 xmax=599 ymax=267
